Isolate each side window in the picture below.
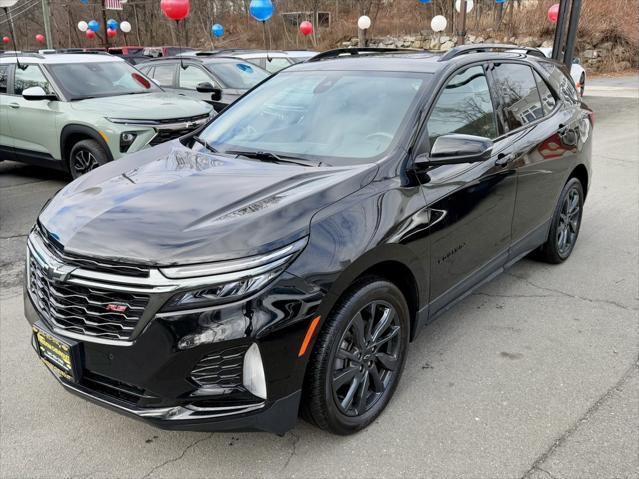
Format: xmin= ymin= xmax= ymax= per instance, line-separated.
xmin=491 ymin=63 xmax=544 ymax=130
xmin=138 ymin=65 xmax=153 ymax=76
xmin=533 ymin=70 xmax=557 ymax=115
xmin=427 ymin=65 xmax=497 ymax=147
xmin=0 ymin=65 xmax=8 ymax=94
xmin=179 ymin=65 xmax=213 ymax=90
xmin=264 ymin=58 xmax=291 ymax=73
xmin=14 ymin=64 xmax=53 ymax=96
xmin=148 ymin=64 xmax=175 ymax=86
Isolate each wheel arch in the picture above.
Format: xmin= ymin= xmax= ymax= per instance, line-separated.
xmin=568 ymin=163 xmax=589 ymax=197
xmin=60 ymin=124 xmax=114 ymax=170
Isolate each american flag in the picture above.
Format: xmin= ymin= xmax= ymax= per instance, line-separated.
xmin=104 ymin=0 xmax=123 ymax=10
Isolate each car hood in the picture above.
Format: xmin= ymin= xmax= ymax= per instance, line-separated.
xmin=39 ymin=141 xmax=377 ymax=266
xmin=70 ymin=93 xmax=212 ymax=120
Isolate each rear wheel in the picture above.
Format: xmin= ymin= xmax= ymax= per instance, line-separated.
xmin=537 ymin=177 xmax=584 ymax=264
xmin=69 ymin=139 xmax=108 ymax=179
xmin=302 ymin=277 xmax=410 ymax=435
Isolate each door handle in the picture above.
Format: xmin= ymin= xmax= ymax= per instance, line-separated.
xmin=495 ymin=153 xmax=514 ymax=167
xmin=8 ymin=103 xmax=20 ymax=109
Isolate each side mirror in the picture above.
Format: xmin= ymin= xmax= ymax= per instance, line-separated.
xmin=196 ymin=82 xmax=222 ymax=101
xmin=415 ymin=134 xmax=493 ymax=168
xmin=22 ymin=86 xmax=57 ymax=101
xmin=572 ymin=57 xmax=581 ymax=65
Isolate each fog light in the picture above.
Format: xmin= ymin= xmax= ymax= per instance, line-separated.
xmin=120 ymin=132 xmax=137 ymax=152
xmin=243 ymin=343 xmax=267 ymax=399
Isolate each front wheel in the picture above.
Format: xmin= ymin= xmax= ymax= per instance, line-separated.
xmin=302 ymin=278 xmax=410 ymax=435
xmin=69 ymin=139 xmax=109 ymax=179
xmin=537 ymin=177 xmax=584 ymax=264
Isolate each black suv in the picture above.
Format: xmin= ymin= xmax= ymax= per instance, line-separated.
xmin=24 ymin=45 xmax=593 ymax=435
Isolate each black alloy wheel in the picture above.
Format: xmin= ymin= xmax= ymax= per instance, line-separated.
xmin=302 ymin=277 xmax=409 ymax=435
xmin=331 ymin=300 xmax=401 ymax=417
xmin=69 ymin=139 xmax=109 ymax=179
xmin=537 ymin=177 xmax=584 ymax=264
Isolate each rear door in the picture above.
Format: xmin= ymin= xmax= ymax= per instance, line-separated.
xmin=143 ymin=62 xmax=178 ymax=91
xmin=489 ymin=61 xmax=580 ymax=259
xmin=416 ymin=64 xmax=518 ymax=314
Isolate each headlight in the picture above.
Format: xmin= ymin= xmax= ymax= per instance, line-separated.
xmin=159 ymin=237 xmax=307 ymax=312
xmin=120 ymin=132 xmax=137 ymax=152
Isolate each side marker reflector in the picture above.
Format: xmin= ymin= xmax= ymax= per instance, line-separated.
xmin=298 ymin=315 xmax=321 ymax=357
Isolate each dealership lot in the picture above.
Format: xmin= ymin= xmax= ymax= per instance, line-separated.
xmin=1 ymin=76 xmax=637 ymax=478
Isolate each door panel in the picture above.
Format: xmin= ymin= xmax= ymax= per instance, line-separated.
xmin=8 ymin=64 xmax=60 ymax=161
xmin=415 ymin=64 xmax=517 ymax=313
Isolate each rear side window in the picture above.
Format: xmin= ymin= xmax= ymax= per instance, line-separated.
xmin=491 ymin=63 xmax=544 ymax=130
xmin=149 ymin=64 xmax=175 ymax=86
xmin=427 ymin=65 xmax=497 ymax=147
xmin=0 ymin=65 xmax=8 ymax=93
xmin=533 ymin=70 xmax=557 ymax=115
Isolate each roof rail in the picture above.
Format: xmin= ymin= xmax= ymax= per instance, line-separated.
xmin=0 ymin=51 xmax=45 ymax=59
xmin=439 ymin=44 xmax=545 ymax=61
xmin=307 ymin=47 xmax=420 ymax=62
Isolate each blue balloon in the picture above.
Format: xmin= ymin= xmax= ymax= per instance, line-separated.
xmin=88 ymin=20 xmax=100 ymax=32
xmin=211 ymin=23 xmax=224 ymax=37
xmin=419 ymin=0 xmax=432 ymax=3
xmin=106 ymin=19 xmax=119 ymax=30
xmin=249 ymin=0 xmax=274 ymax=22
xmin=80 ymin=0 xmax=89 ymax=4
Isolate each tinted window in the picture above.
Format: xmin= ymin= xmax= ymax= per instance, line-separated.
xmin=201 ymin=71 xmax=429 ymax=164
xmin=533 ymin=70 xmax=557 ymax=115
xmin=14 ymin=64 xmax=54 ymax=96
xmin=0 ymin=65 xmax=8 ymax=94
xmin=427 ymin=65 xmax=497 ymax=146
xmin=206 ymin=62 xmax=269 ymax=89
xmin=179 ymin=65 xmax=211 ymax=89
xmin=149 ymin=64 xmax=175 ymax=86
xmin=492 ymin=63 xmax=544 ymax=130
xmin=47 ymin=61 xmax=160 ymax=100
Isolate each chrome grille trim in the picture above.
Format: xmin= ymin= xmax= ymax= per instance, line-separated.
xmin=190 ymin=345 xmax=248 ymax=388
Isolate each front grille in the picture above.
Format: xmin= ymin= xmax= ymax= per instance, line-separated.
xmin=190 ymin=345 xmax=248 ymax=388
xmin=155 ymin=113 xmax=209 ymax=124
xmin=82 ymin=371 xmax=154 ymax=404
xmin=37 ymin=225 xmax=149 ymax=278
xmin=149 ymin=127 xmax=198 ymax=146
xmin=28 ymin=252 xmax=149 ymax=341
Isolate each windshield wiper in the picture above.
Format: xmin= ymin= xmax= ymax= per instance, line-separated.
xmin=192 ymin=136 xmax=218 ymax=154
xmin=225 ymin=150 xmax=321 ymax=167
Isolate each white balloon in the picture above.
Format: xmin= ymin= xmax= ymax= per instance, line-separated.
xmin=455 ymin=0 xmax=474 ymax=13
xmin=120 ymin=21 xmax=132 ymax=33
xmin=431 ymin=15 xmax=447 ymax=33
xmin=120 ymin=0 xmax=127 ymax=3
xmin=357 ymin=15 xmax=371 ymax=30
xmin=78 ymin=21 xmax=88 ymax=32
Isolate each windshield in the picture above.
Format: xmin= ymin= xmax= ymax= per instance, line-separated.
xmin=206 ymin=61 xmax=269 ymax=89
xmin=46 ymin=61 xmax=161 ymax=100
xmin=200 ymin=70 xmax=429 ymax=165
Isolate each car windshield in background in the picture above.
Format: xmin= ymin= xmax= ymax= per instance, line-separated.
xmin=46 ymin=61 xmax=160 ymax=100
xmin=201 ymin=70 xmax=429 ymax=165
xmin=205 ymin=61 xmax=269 ymax=90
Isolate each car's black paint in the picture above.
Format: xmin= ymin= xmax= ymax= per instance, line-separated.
xmin=25 ymin=50 xmax=593 ymax=434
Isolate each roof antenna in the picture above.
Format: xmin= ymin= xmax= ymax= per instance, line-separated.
xmin=261 ymin=21 xmax=271 ymax=63
xmin=1 ymin=3 xmax=25 ymax=70
xmin=175 ymin=20 xmax=185 ymax=69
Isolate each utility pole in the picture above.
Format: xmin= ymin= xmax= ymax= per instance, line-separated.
xmin=457 ymin=0 xmax=467 ymax=45
xmin=101 ymin=0 xmax=109 ymax=48
xmin=41 ymin=0 xmax=53 ymax=48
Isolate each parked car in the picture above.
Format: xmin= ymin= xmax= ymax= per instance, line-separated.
xmin=0 ymin=53 xmax=213 ymax=178
xmin=194 ymin=49 xmax=296 ymax=73
xmin=138 ymin=56 xmax=269 ymax=111
xmin=538 ymin=47 xmax=586 ymax=96
xmin=285 ymin=50 xmax=318 ymax=63
xmin=108 ymin=46 xmax=150 ymax=65
xmin=24 ymin=45 xmax=592 ymax=435
xmin=143 ymin=46 xmax=196 ymax=58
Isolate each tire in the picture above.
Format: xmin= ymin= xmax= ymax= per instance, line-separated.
xmin=68 ymin=139 xmax=109 ymax=179
xmin=537 ymin=177 xmax=584 ymax=264
xmin=302 ymin=277 xmax=410 ymax=435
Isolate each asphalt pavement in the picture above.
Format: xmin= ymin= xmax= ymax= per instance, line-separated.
xmin=0 ymin=75 xmax=637 ymax=479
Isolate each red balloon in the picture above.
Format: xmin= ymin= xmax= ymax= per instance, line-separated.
xmin=86 ymin=30 xmax=96 ymax=39
xmin=107 ymin=28 xmax=117 ymax=38
xmin=160 ymin=0 xmax=190 ymax=21
xmin=2 ymin=36 xmax=9 ymax=44
xmin=548 ymin=3 xmax=560 ymax=23
xmin=299 ymin=21 xmax=313 ymax=36
xmin=35 ymin=34 xmax=45 ymax=44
